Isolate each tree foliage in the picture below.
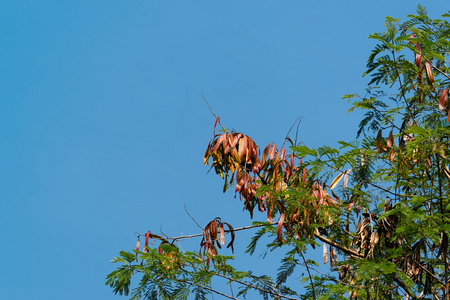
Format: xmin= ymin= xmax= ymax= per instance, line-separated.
xmin=106 ymin=6 xmax=450 ymax=299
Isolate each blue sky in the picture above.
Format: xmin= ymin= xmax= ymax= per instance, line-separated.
xmin=1 ymin=1 xmax=448 ymax=299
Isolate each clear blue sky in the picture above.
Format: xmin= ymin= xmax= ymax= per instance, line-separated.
xmin=1 ymin=1 xmax=448 ymax=299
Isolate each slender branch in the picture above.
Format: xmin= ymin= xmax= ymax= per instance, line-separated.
xmin=314 ymin=229 xmax=364 ymax=258
xmin=410 ymin=256 xmax=444 ymax=286
xmin=184 ymin=204 xmax=203 ymax=230
xmin=425 ymin=58 xmax=450 ymax=80
xmin=202 ymin=92 xmax=226 ymax=130
xmin=393 ymin=276 xmax=417 ymax=300
xmin=299 ymin=250 xmax=316 ymax=300
xmin=281 ymin=117 xmax=302 ymax=149
xmin=137 ymin=222 xmax=277 ymax=243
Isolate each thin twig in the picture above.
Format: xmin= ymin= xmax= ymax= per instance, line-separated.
xmin=281 ymin=117 xmax=302 ymax=149
xmin=137 ymin=222 xmax=277 ymax=243
xmin=314 ymin=229 xmax=364 ymax=258
xmin=425 ymin=57 xmax=450 ymax=80
xmin=184 ymin=204 xmax=203 ymax=230
xmin=202 ymin=92 xmax=225 ymax=130
xmin=299 ymin=250 xmax=316 ymax=300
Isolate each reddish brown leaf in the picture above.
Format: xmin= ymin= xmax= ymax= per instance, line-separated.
xmin=277 ymin=213 xmax=285 ymax=242
xmin=213 ymin=116 xmax=220 ymax=136
xmin=269 ymin=143 xmax=277 ymax=160
xmin=143 ymin=231 xmax=150 ymax=253
xmin=280 ymin=148 xmax=286 ymax=161
xmin=409 ymin=33 xmax=415 ymax=44
xmin=331 ymin=189 xmax=341 ymax=204
xmin=440 ymin=89 xmax=448 ymax=111
xmin=135 ymin=239 xmax=140 ymax=262
xmin=415 ymin=41 xmax=421 ymax=54
xmin=425 ymin=62 xmax=434 ymax=84
xmin=347 ymin=199 xmax=356 ymax=211
xmin=415 ymin=53 xmax=422 ymax=68
xmin=213 ymin=134 xmax=226 ymax=153
xmin=302 ymin=168 xmax=307 ymax=183
xmin=330 ymin=247 xmax=337 ymax=268
xmin=389 ymin=147 xmax=395 ymax=162
xmin=239 ymin=136 xmax=248 ymax=163
xmin=219 ymin=223 xmax=225 ymax=245
xmin=387 ymin=131 xmax=394 ymax=148
xmin=376 ymin=130 xmax=386 ymax=154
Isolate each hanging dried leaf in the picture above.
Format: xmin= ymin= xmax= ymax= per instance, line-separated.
xmin=143 ymin=231 xmax=150 ymax=253
xmin=409 ymin=33 xmax=415 ymax=44
xmin=135 ymin=239 xmax=140 ymax=262
xmin=425 ymin=62 xmax=434 ymax=84
xmin=415 ymin=53 xmax=422 ymax=68
xmin=440 ymin=89 xmax=448 ymax=111
xmin=330 ymin=171 xmax=345 ymax=190
xmin=387 ymin=131 xmax=394 ymax=148
xmin=342 ymin=169 xmax=351 ymax=190
xmin=219 ymin=223 xmax=225 ymax=245
xmin=323 ymin=243 xmax=329 ymax=264
xmin=376 ymin=130 xmax=384 ymax=154
xmin=277 ymin=213 xmax=285 ymax=242
xmin=213 ymin=116 xmax=220 ymax=136
xmin=330 ymin=247 xmax=337 ymax=268
xmin=225 ymin=222 xmax=235 ymax=253
xmin=389 ymin=147 xmax=395 ymax=162
xmin=269 ymin=143 xmax=277 ymax=160
xmin=415 ymin=41 xmax=421 ymax=54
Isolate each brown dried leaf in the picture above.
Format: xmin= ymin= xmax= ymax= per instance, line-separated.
xmin=219 ymin=223 xmax=225 ymax=245
xmin=135 ymin=239 xmax=140 ymax=262
xmin=330 ymin=171 xmax=345 ymax=190
xmin=415 ymin=53 xmax=422 ymax=68
xmin=225 ymin=222 xmax=235 ymax=253
xmin=425 ymin=62 xmax=434 ymax=84
xmin=143 ymin=231 xmax=150 ymax=253
xmin=387 ymin=131 xmax=394 ymax=148
xmin=376 ymin=130 xmax=384 ymax=154
xmin=342 ymin=169 xmax=351 ymax=190
xmin=389 ymin=147 xmax=395 ymax=162
xmin=269 ymin=143 xmax=277 ymax=160
xmin=439 ymin=89 xmax=448 ymax=111
xmin=323 ymin=243 xmax=328 ymax=264
xmin=277 ymin=213 xmax=285 ymax=242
